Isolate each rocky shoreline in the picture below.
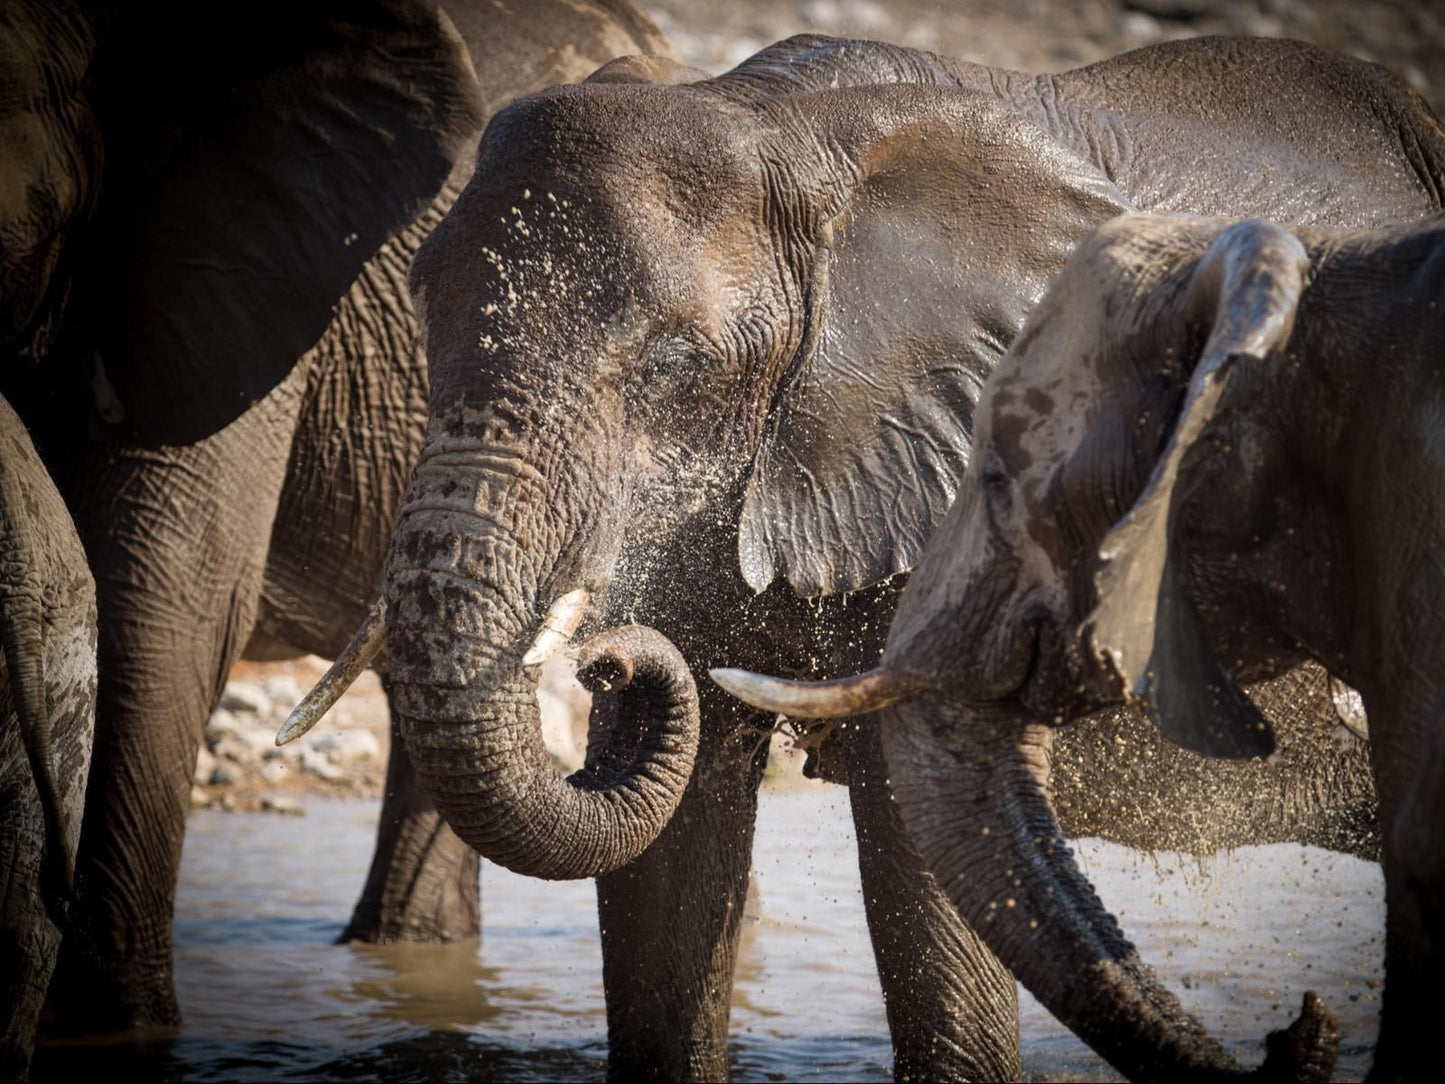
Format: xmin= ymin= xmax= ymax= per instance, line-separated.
xmin=191 ymin=660 xmax=390 ymax=813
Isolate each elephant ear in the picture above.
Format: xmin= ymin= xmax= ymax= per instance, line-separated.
xmin=739 ymin=87 xmax=1133 ymax=596
xmin=93 ymin=0 xmax=482 ymax=445
xmin=1088 ymin=219 xmax=1311 ymax=759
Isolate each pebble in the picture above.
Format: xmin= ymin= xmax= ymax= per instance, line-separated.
xmin=210 ymin=762 xmax=242 ymax=786
xmin=310 ymin=730 xmax=381 ymax=761
xmin=260 ymin=761 xmax=290 ymax=783
xmin=219 ymin=682 xmax=271 ymax=716
xmin=260 ymin=795 xmax=304 ymax=816
xmin=301 ymin=749 xmax=346 ymax=782
xmin=261 ymin=675 xmax=302 ymax=712
xmin=194 ymin=745 xmax=217 ymax=785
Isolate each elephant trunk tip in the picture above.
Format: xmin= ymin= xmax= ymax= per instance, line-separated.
xmin=1258 ymin=991 xmax=1338 ymax=1084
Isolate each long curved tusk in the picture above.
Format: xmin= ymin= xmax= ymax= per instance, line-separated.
xmin=275 ymin=599 xmax=386 ymax=746
xmin=522 ymin=588 xmax=590 ymax=666
xmin=709 ymin=666 xmax=915 ymax=719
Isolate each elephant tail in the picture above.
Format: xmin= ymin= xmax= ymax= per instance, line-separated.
xmin=0 ymin=516 xmax=76 ymax=913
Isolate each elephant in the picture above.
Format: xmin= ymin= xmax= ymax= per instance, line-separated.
xmin=717 ymin=210 xmax=1445 ymax=1080
xmin=0 ymin=0 xmax=670 ymax=1037
xmin=0 ymin=395 xmax=96 ymax=1080
xmin=284 ymin=31 xmax=1445 ymax=1082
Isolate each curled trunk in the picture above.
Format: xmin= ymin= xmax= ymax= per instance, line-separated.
xmin=383 ymin=437 xmax=699 ymax=880
xmin=883 ymin=697 xmax=1338 ymax=1082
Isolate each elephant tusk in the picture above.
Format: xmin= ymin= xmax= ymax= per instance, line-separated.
xmin=522 ymin=588 xmax=591 ymax=666
xmin=275 ymin=599 xmax=386 ymax=746
xmin=709 ymin=666 xmax=915 ymax=719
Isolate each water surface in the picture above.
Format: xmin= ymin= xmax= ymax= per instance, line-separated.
xmin=35 ymin=784 xmax=1384 ymax=1081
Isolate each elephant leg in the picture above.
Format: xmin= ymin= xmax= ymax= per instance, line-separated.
xmin=845 ymin=719 xmax=1022 ymax=1083
xmin=340 ymin=685 xmax=480 ymax=944
xmin=0 ymin=760 xmax=59 ymax=1079
xmin=1370 ymin=709 xmax=1445 ymax=1084
xmin=596 ymin=693 xmax=769 ymax=1082
xmin=49 ymin=381 xmax=304 ymax=1033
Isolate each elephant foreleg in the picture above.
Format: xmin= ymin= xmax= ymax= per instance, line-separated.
xmin=1369 ymin=697 xmax=1445 ymax=1084
xmin=49 ymin=376 xmax=304 ymax=1033
xmin=595 ymin=686 xmax=769 ymax=1082
xmin=846 ymin=718 xmax=1023 ymax=1083
xmin=0 ymin=756 xmax=61 ymax=1079
xmin=340 ymin=689 xmax=480 ymax=944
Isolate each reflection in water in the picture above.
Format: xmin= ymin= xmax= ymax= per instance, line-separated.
xmin=34 ymin=785 xmax=1384 ymax=1082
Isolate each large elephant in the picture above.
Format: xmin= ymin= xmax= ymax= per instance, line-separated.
xmin=0 ymin=0 xmax=670 ymax=1036
xmin=0 ymin=396 xmax=95 ymax=1080
xmin=719 ymin=211 xmax=1445 ymax=1080
xmin=299 ymin=32 xmax=1443 ymax=1081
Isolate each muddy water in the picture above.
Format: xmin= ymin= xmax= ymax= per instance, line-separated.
xmin=35 ymin=783 xmax=1383 ymax=1082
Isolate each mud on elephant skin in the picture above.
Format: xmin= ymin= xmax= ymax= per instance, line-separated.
xmin=720 ymin=212 xmax=1445 ymax=1080
xmin=0 ymin=0 xmax=671 ymax=1036
xmin=285 ymin=31 xmax=1445 ymax=1082
xmin=0 ymin=397 xmax=96 ymax=1081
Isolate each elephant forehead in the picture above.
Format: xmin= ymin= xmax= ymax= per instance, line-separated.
xmin=478 ymin=83 xmax=763 ymax=219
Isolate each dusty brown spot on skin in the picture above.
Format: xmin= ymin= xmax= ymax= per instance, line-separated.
xmin=1023 ymin=386 xmax=1053 ymax=415
xmin=988 ymin=408 xmax=1034 ymax=473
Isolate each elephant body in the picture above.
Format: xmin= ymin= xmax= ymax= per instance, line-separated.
xmin=0 ymin=0 xmax=670 ymax=1035
xmin=0 ymin=396 xmax=96 ymax=1080
xmin=765 ymin=210 xmax=1445 ymax=1081
xmin=385 ymin=33 xmax=1442 ymax=1081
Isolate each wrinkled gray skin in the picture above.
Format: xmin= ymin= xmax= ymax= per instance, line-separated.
xmin=0 ymin=0 xmax=671 ymax=1036
xmin=0 ymin=396 xmax=95 ymax=1080
xmin=872 ymin=212 xmax=1445 ymax=1082
xmin=397 ymin=34 xmax=1441 ymax=1080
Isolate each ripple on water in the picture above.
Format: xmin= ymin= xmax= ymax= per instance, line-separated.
xmin=34 ymin=788 xmax=1383 ymax=1082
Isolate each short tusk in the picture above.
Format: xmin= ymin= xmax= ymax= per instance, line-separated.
xmin=275 ymin=599 xmax=386 ymax=746
xmin=709 ymin=666 xmax=915 ymax=719
xmin=522 ymin=588 xmax=590 ymax=666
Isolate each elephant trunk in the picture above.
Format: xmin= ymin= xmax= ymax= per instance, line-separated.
xmin=883 ymin=698 xmax=1338 ymax=1083
xmin=383 ymin=425 xmax=699 ymax=880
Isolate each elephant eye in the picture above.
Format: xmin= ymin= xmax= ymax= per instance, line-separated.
xmin=981 ymin=462 xmax=1016 ymax=525
xmin=982 ymin=465 xmax=1010 ymax=495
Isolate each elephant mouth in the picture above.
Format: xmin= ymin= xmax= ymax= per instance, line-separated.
xmin=1017 ymin=613 xmax=1096 ymax=723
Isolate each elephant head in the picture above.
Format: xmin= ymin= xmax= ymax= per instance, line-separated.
xmin=712 ymin=213 xmax=1398 ymax=1079
xmin=331 ymin=36 xmax=1138 ymax=881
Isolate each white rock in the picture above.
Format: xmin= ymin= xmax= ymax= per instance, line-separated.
xmin=205 ymin=708 xmax=245 ymax=744
xmin=260 ymin=760 xmax=289 ymax=783
xmin=220 ymin=682 xmax=271 ymax=717
xmin=261 ymin=795 xmax=304 ymax=816
xmin=840 ymin=0 xmax=889 ymax=31
xmin=194 ymin=744 xmax=217 ymax=785
xmin=212 ymin=736 xmax=253 ymax=765
xmin=798 ymin=0 xmax=840 ymax=27
xmin=1117 ymin=11 xmax=1161 ymax=38
xmin=261 ymin=675 xmax=302 ymax=715
xmin=231 ymin=721 xmax=281 ymax=757
xmin=264 ymin=741 xmax=302 ymax=763
xmin=300 ymin=749 xmax=346 ymax=782
xmin=310 ymin=730 xmax=381 ymax=762
xmin=190 ymin=786 xmax=210 ymax=808
xmin=210 ymin=761 xmax=242 ymax=786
